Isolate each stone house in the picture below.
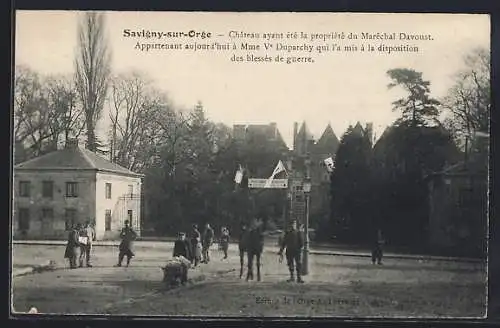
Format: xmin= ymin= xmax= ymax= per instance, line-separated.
xmin=425 ymin=160 xmax=488 ymax=256
xmin=13 ymin=139 xmax=144 ymax=240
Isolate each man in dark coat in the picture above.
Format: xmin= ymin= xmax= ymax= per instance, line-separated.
xmin=278 ymin=220 xmax=304 ymax=283
xmin=371 ymin=229 xmax=384 ymax=265
xmin=173 ymin=232 xmax=192 ymax=259
xmin=219 ymin=227 xmax=230 ymax=259
xmin=64 ymin=223 xmax=81 ymax=269
xmin=189 ymin=224 xmax=202 ymax=266
xmin=201 ymin=223 xmax=214 ymax=263
xmin=115 ymin=220 xmax=137 ymax=267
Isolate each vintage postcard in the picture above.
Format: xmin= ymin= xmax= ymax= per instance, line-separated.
xmin=11 ymin=11 xmax=490 ymax=319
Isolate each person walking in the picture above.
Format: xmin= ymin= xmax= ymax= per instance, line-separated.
xmin=201 ymin=223 xmax=214 ymax=263
xmin=220 ymin=227 xmax=230 ymax=260
xmin=64 ymin=223 xmax=81 ymax=269
xmin=79 ymin=221 xmax=96 ymax=267
xmin=115 ymin=220 xmax=137 ymax=267
xmin=278 ymin=220 xmax=304 ymax=283
xmin=371 ymin=229 xmax=384 ymax=265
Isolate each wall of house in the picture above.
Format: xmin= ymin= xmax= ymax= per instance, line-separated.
xmin=428 ymin=178 xmax=454 ymax=247
xmin=13 ymin=170 xmax=96 ymax=240
xmin=428 ymin=174 xmax=488 ymax=256
xmin=95 ymin=172 xmax=142 ymax=240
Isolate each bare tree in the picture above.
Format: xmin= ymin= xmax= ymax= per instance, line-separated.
xmin=75 ymin=11 xmax=111 ymax=152
xmin=45 ymin=75 xmax=85 ymax=149
xmin=442 ymin=47 xmax=490 ymax=151
xmin=108 ymin=72 xmax=146 ymax=165
xmin=108 ymin=72 xmax=179 ymax=172
xmin=14 ymin=66 xmax=58 ymax=160
xmin=14 ymin=65 xmax=88 ymax=163
xmin=14 ymin=66 xmax=45 ymax=145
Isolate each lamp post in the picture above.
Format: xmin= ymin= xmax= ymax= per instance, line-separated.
xmin=302 ymin=168 xmax=312 ymax=275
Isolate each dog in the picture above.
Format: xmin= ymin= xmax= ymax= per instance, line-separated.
xmin=161 ymin=256 xmax=191 ymax=287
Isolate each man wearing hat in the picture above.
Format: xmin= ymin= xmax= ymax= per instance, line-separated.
xmin=201 ymin=222 xmax=215 ymax=263
xmin=189 ymin=224 xmax=202 ymax=266
xmin=115 ymin=220 xmax=137 ymax=267
xmin=173 ymin=232 xmax=192 ymax=259
xmin=64 ymin=222 xmax=81 ymax=269
xmin=278 ymin=219 xmax=304 ymax=283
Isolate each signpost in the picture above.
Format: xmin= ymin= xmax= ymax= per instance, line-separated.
xmin=248 ymin=178 xmax=288 ymax=189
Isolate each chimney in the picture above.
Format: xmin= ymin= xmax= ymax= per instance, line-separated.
xmin=65 ymin=138 xmax=79 ymax=149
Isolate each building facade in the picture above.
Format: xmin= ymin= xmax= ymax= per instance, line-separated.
xmin=233 ymin=122 xmax=286 ymax=146
xmin=426 ymin=161 xmax=488 ymax=256
xmin=13 ymin=140 xmax=143 ymax=240
xmin=288 ymin=121 xmax=341 ymax=230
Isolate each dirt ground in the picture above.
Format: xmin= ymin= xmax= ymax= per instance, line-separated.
xmin=11 ymin=243 xmax=487 ymax=318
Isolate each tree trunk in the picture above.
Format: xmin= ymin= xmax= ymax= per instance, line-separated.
xmin=86 ymin=120 xmax=96 ymax=151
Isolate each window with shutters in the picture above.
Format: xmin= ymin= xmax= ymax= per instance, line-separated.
xmin=42 ymin=181 xmax=54 ymax=198
xmin=105 ymin=210 xmax=112 ymax=231
xmin=19 ymin=181 xmax=31 ymax=197
xmin=105 ymin=183 xmax=112 ymax=199
xmin=66 ymin=182 xmax=79 ymax=197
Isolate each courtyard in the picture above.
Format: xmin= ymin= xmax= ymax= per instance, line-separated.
xmin=11 ymin=242 xmax=486 ymax=318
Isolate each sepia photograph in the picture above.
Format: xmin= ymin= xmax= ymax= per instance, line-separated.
xmin=11 ymin=11 xmax=490 ymax=318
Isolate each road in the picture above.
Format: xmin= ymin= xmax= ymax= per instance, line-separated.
xmin=11 ymin=243 xmax=487 ymax=318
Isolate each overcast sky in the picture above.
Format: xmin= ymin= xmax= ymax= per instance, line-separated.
xmin=15 ymin=11 xmax=490 ymax=148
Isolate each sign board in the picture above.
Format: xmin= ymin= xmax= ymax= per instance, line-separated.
xmin=248 ymin=178 xmax=288 ymax=189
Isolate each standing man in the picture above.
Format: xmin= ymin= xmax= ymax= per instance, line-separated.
xmin=64 ymin=223 xmax=81 ymax=269
xmin=79 ymin=221 xmax=96 ymax=267
xmin=189 ymin=224 xmax=202 ymax=267
xmin=220 ymin=227 xmax=230 ymax=260
xmin=371 ymin=229 xmax=384 ymax=265
xmin=202 ymin=222 xmax=214 ymax=263
xmin=173 ymin=232 xmax=192 ymax=260
xmin=278 ymin=219 xmax=304 ymax=283
xmin=115 ymin=220 xmax=137 ymax=267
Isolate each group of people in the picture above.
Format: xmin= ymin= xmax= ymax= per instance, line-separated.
xmin=173 ymin=223 xmax=231 ymax=267
xmin=64 ymin=220 xmax=137 ymax=269
xmin=63 ymin=221 xmax=96 ymax=269
xmin=64 ymin=216 xmax=384 ymax=282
